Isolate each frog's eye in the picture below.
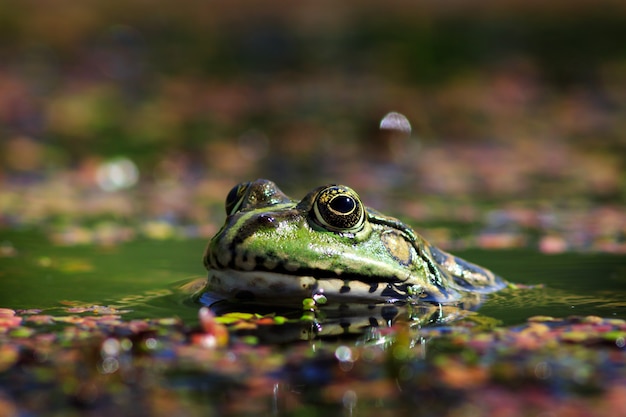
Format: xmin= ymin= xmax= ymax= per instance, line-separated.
xmin=225 ymin=182 xmax=250 ymax=215
xmin=313 ymin=185 xmax=365 ymax=232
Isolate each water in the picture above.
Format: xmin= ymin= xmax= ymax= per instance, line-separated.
xmin=0 ymin=229 xmax=203 ymax=323
xmin=1 ymin=229 xmax=625 ymax=327
xmin=2 ymin=229 xmax=626 ymax=416
xmin=468 ymin=249 xmax=626 ymax=324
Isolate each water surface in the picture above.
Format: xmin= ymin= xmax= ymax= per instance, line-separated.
xmin=1 ymin=229 xmax=625 ymax=327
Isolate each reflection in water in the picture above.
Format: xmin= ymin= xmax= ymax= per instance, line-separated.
xmin=86 ymin=268 xmax=626 ymax=345
xmin=200 ymin=288 xmax=480 ymax=344
xmin=111 ymin=288 xmax=173 ymax=309
xmin=100 ymin=279 xmax=205 ymax=322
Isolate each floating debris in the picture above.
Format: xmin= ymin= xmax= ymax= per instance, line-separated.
xmin=0 ymin=306 xmax=626 ymax=416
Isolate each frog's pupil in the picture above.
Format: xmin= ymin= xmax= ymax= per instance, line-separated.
xmin=330 ymin=195 xmax=355 ymax=214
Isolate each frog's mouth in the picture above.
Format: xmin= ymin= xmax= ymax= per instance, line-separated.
xmin=207 ymin=268 xmax=459 ymax=306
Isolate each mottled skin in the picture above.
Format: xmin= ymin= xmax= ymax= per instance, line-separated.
xmin=204 ymin=179 xmax=507 ymax=306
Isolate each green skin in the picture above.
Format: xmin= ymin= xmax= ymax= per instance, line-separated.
xmin=204 ymin=179 xmax=507 ymax=306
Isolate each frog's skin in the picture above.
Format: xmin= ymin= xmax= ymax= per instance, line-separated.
xmin=203 ymin=179 xmax=507 ymax=306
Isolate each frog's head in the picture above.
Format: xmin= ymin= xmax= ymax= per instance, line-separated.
xmin=203 ymin=179 xmax=450 ymax=305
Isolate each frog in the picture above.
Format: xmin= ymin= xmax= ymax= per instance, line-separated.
xmin=203 ymin=179 xmax=507 ymax=307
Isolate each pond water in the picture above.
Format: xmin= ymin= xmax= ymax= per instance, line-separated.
xmin=2 ymin=228 xmax=626 ymax=416
xmin=2 ymin=229 xmax=625 ymax=328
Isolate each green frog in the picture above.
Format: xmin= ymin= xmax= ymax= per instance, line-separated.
xmin=203 ymin=179 xmax=507 ymax=307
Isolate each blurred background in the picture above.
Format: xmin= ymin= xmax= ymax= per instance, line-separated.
xmin=1 ymin=0 xmax=625 ymax=252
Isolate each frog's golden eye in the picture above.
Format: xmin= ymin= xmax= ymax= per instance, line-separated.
xmin=313 ymin=185 xmax=365 ymax=232
xmin=225 ymin=182 xmax=250 ymax=215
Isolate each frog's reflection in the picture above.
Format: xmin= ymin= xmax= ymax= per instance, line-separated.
xmin=198 ymin=291 xmax=484 ymax=344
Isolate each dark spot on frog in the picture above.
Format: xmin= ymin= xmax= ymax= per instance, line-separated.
xmin=368 ymin=317 xmax=379 ymax=327
xmin=340 ymin=284 xmax=351 ymax=293
xmin=228 ymin=213 xmax=282 ymax=251
xmin=257 ymin=213 xmax=275 ymax=225
xmin=368 ymin=282 xmax=379 ymax=293
xmin=255 ymin=254 xmax=278 ymax=270
xmin=235 ymin=290 xmax=255 ymax=301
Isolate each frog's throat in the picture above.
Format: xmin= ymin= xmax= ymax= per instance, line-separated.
xmin=207 ymin=269 xmax=459 ymax=306
xmin=207 ymin=269 xmax=458 ymax=305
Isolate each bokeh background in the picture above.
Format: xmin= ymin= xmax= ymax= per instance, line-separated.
xmin=1 ymin=0 xmax=625 ymax=252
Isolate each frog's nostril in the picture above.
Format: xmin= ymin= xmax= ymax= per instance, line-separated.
xmin=257 ymin=214 xmax=276 ymax=227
